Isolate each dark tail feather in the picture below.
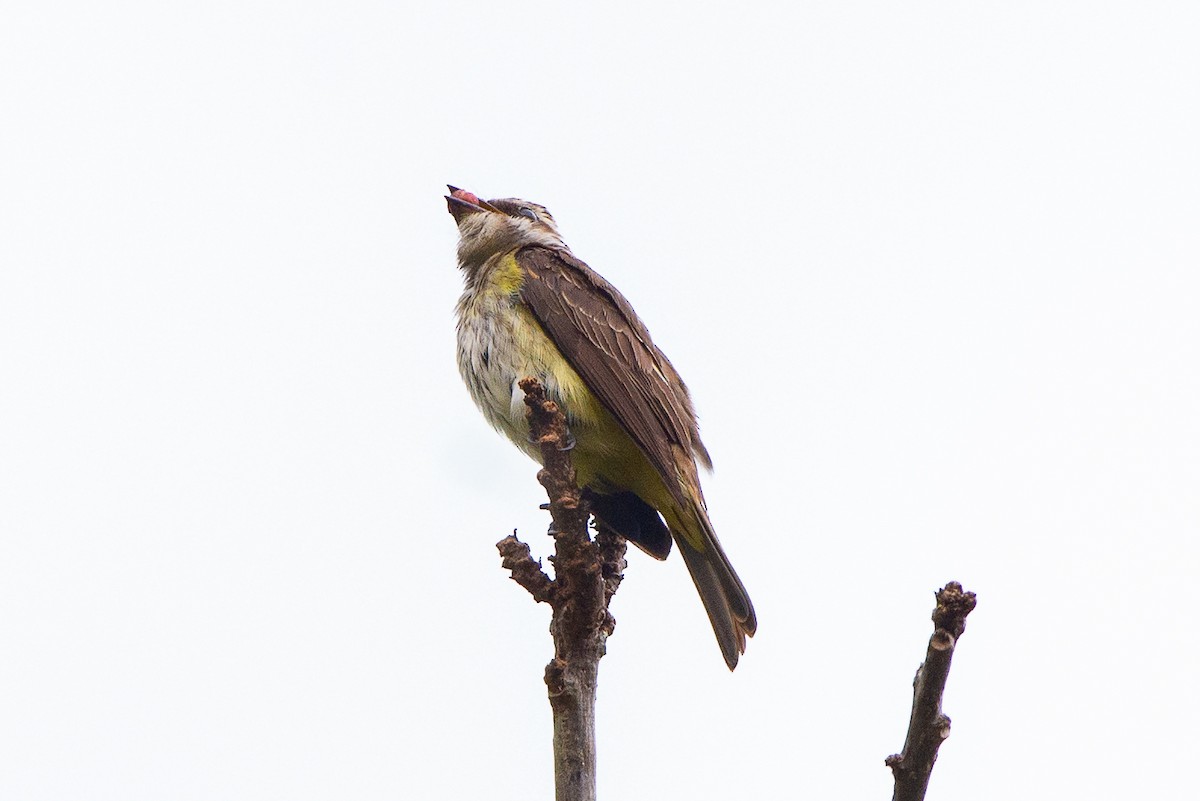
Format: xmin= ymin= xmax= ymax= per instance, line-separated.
xmin=671 ymin=507 xmax=757 ymax=670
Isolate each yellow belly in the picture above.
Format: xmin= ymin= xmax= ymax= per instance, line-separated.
xmin=456 ymin=257 xmax=667 ymax=506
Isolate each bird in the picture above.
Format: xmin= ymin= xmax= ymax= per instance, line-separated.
xmin=446 ymin=186 xmax=756 ymax=670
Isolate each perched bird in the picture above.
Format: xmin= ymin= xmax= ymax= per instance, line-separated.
xmin=447 ymin=186 xmax=756 ymax=669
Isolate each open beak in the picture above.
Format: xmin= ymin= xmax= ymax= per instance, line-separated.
xmin=446 ymin=185 xmax=501 ymax=223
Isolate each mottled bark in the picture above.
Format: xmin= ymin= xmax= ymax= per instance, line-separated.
xmin=496 ymin=378 xmax=627 ymax=801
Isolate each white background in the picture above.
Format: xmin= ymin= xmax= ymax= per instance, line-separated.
xmin=2 ymin=2 xmax=1197 ymax=799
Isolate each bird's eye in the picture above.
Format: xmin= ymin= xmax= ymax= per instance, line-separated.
xmin=517 ymin=207 xmax=539 ymax=222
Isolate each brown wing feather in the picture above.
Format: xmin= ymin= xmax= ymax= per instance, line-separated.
xmin=515 ymin=246 xmax=710 ymax=501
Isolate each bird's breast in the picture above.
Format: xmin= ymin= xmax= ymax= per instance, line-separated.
xmin=455 ymin=255 xmax=606 ymax=460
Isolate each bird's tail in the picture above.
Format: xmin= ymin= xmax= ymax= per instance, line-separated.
xmin=666 ymin=502 xmax=757 ymax=670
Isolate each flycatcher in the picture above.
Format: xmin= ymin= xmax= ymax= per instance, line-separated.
xmin=446 ymin=186 xmax=756 ymax=669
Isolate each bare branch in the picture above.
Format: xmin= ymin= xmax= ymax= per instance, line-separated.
xmin=497 ymin=534 xmax=555 ymax=603
xmin=885 ymin=581 xmax=978 ymax=801
xmin=594 ymin=525 xmax=627 ymax=637
xmin=493 ymin=378 xmax=625 ymax=801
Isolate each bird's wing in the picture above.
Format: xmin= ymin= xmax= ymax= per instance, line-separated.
xmin=515 ymin=245 xmax=710 ymax=504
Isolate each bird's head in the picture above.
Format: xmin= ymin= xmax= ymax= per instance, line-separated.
xmin=446 ymin=185 xmax=564 ymax=269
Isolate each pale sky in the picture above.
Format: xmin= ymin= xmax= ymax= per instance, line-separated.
xmin=2 ymin=2 xmax=1198 ymax=799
